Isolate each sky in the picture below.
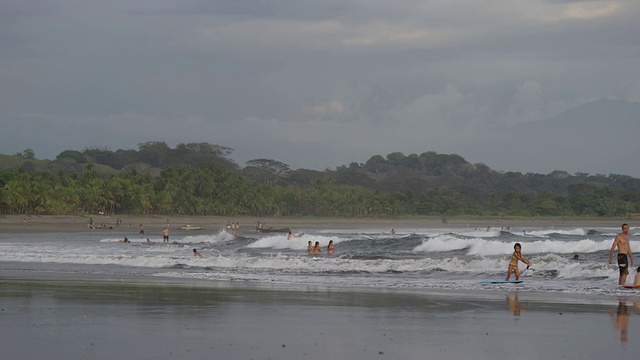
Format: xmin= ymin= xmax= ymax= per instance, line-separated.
xmin=1 ymin=0 xmax=639 ymax=176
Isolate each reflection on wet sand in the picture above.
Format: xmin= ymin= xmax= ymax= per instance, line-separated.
xmin=506 ymin=294 xmax=527 ymax=317
xmin=610 ymin=300 xmax=640 ymax=343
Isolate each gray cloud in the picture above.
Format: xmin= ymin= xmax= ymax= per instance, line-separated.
xmin=1 ymin=0 xmax=639 ymax=176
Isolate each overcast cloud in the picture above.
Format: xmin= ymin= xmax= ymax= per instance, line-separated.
xmin=1 ymin=0 xmax=639 ymax=175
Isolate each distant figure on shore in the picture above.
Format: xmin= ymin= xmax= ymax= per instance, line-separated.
xmin=313 ymin=242 xmax=322 ymax=255
xmin=327 ymin=240 xmax=335 ymax=255
xmin=162 ymin=227 xmax=170 ymax=243
xmin=609 ymin=223 xmax=633 ymax=285
xmin=166 ymin=219 xmax=170 ymax=228
xmin=139 ymin=224 xmax=144 ymax=236
xmin=506 ymin=243 xmax=531 ymax=281
xmin=193 ymin=249 xmax=202 ymax=257
xmin=390 ymin=228 xmax=396 ymax=235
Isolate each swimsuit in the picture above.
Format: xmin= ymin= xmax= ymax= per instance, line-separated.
xmin=509 ymin=253 xmax=519 ymax=267
xmin=617 ymin=253 xmax=629 ymax=275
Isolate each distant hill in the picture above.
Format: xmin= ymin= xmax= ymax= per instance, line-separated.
xmin=477 ymin=99 xmax=640 ymax=177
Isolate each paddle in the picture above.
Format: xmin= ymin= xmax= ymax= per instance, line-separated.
xmin=520 ymin=265 xmax=531 ymax=276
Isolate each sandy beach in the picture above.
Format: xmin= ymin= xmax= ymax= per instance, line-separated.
xmin=0 ymin=214 xmax=630 ymax=234
xmin=1 ymin=275 xmax=639 ymax=360
xmin=2 ymin=215 xmax=640 ymax=359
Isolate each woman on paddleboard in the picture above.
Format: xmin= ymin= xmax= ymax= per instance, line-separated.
xmin=505 ymin=243 xmax=531 ymax=281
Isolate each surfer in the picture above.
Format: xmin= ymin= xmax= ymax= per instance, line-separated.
xmin=608 ymin=223 xmax=633 ymax=285
xmin=505 ymin=243 xmax=531 ymax=281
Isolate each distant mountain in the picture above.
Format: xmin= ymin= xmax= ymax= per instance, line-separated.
xmin=474 ymin=99 xmax=640 ymax=177
xmin=513 ymin=99 xmax=640 ymax=134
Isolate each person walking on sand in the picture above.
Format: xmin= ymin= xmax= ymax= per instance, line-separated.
xmin=505 ymin=242 xmax=531 ymax=281
xmin=609 ymin=223 xmax=633 ymax=285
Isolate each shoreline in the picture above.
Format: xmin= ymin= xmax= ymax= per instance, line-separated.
xmin=1 ymin=266 xmax=634 ymax=305
xmin=0 ymin=214 xmax=630 ymax=233
xmin=2 ymin=272 xmax=639 ymax=359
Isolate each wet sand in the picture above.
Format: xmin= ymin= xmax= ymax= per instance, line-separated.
xmin=1 ymin=276 xmax=639 ymax=360
xmin=2 ymin=215 xmax=639 ymax=359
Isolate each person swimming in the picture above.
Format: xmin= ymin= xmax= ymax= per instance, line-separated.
xmin=327 ymin=240 xmax=335 ymax=255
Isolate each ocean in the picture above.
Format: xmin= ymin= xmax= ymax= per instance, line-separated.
xmin=1 ymin=223 xmax=638 ymax=297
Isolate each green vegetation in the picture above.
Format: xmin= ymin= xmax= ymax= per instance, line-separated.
xmin=1 ymin=142 xmax=639 ymax=217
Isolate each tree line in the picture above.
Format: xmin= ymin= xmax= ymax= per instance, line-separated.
xmin=1 ymin=142 xmax=639 ymax=217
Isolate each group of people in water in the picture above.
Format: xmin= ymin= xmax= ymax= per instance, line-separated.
xmin=509 ymin=223 xmax=640 ymax=286
xmin=307 ymin=240 xmax=335 ymax=255
xmin=226 ymin=221 xmax=241 ymax=234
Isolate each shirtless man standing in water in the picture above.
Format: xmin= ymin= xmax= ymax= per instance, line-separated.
xmin=609 ymin=224 xmax=633 ymax=285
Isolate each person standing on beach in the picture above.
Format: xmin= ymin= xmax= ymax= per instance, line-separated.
xmin=609 ymin=223 xmax=633 ymax=285
xmin=139 ymin=224 xmax=144 ymax=236
xmin=505 ymin=243 xmax=531 ymax=281
xmin=162 ymin=227 xmax=170 ymax=243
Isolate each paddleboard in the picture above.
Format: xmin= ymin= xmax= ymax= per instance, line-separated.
xmin=480 ymin=280 xmax=523 ymax=284
xmin=622 ymin=284 xmax=640 ymax=289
